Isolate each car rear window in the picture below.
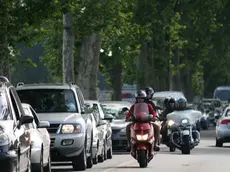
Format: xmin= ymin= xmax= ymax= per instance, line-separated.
xmin=17 ymin=89 xmax=78 ymax=113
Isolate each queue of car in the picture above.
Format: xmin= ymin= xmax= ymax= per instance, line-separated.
xmin=1 ymin=75 xmax=230 ymax=171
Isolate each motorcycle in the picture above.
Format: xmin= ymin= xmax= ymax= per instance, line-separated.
xmin=165 ymin=109 xmax=202 ymax=154
xmin=123 ymin=103 xmax=155 ymax=168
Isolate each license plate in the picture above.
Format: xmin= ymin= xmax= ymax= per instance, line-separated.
xmin=182 ymin=130 xmax=189 ymax=135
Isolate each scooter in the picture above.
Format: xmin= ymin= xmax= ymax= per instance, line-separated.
xmin=123 ymin=103 xmax=156 ymax=168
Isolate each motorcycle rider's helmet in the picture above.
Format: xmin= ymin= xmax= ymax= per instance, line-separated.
xmin=135 ymin=90 xmax=147 ymax=102
xmin=145 ymin=87 xmax=154 ymax=99
xmin=176 ymin=97 xmax=187 ymax=110
xmin=169 ymin=97 xmax=176 ymax=109
xmin=164 ymin=97 xmax=171 ymax=108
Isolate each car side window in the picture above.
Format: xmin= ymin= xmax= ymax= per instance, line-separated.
xmin=30 ymin=107 xmax=39 ymax=126
xmin=92 ymin=104 xmax=100 ymax=123
xmin=225 ymin=109 xmax=230 ymax=117
xmin=9 ymin=88 xmax=21 ymax=121
xmin=76 ymin=88 xmax=84 ymax=110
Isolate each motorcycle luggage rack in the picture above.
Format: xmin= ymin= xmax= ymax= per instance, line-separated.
xmin=0 ymin=76 xmax=9 ymax=82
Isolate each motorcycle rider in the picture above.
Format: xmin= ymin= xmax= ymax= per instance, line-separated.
xmin=145 ymin=87 xmax=157 ymax=110
xmin=126 ymin=90 xmax=160 ymax=151
xmin=175 ymin=97 xmax=199 ymax=142
xmin=160 ymin=97 xmax=176 ymax=143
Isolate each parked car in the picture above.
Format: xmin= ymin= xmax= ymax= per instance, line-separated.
xmin=22 ymin=103 xmax=51 ymax=172
xmin=215 ymin=106 xmax=230 ymax=147
xmin=16 ymin=82 xmax=94 ymax=171
xmin=85 ymin=100 xmax=113 ymax=163
xmin=100 ymin=101 xmax=132 ymax=150
xmin=0 ymin=76 xmax=33 ymax=172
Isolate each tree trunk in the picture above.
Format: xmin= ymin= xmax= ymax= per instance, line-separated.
xmin=62 ymin=12 xmax=74 ymax=83
xmin=77 ymin=34 xmax=101 ymax=100
xmin=111 ymin=48 xmax=122 ymax=101
xmin=0 ymin=2 xmax=10 ymax=79
xmin=136 ymin=42 xmax=148 ymax=89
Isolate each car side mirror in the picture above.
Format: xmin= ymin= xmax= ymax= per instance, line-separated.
xmin=21 ymin=115 xmax=34 ymax=125
xmin=97 ymin=120 xmax=107 ymax=127
xmin=122 ymin=107 xmax=129 ymax=112
xmin=38 ymin=121 xmax=50 ymax=128
xmin=104 ymin=114 xmax=114 ymax=122
xmin=215 ymin=115 xmax=220 ymax=119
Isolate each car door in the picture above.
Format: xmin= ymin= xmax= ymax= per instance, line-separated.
xmin=9 ymin=87 xmax=29 ymax=170
xmin=30 ymin=106 xmax=50 ymax=159
xmin=93 ymin=104 xmax=105 ymax=142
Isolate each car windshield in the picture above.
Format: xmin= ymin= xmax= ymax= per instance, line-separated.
xmin=101 ymin=104 xmax=127 ymax=119
xmin=214 ymin=90 xmax=230 ymax=101
xmin=0 ymin=91 xmax=11 ymax=120
xmin=17 ymin=89 xmax=78 ymax=113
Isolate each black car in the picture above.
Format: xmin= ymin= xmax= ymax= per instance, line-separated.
xmin=0 ymin=76 xmax=33 ymax=172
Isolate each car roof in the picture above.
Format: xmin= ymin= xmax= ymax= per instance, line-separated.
xmin=16 ymin=83 xmax=79 ymax=90
xmin=153 ymin=91 xmax=185 ymax=99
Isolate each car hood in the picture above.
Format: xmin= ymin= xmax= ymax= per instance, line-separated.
xmin=111 ymin=119 xmax=128 ymax=129
xmin=0 ymin=120 xmax=14 ymax=134
xmin=37 ymin=113 xmax=84 ymax=123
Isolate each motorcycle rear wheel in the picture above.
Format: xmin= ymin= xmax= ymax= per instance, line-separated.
xmin=138 ymin=150 xmax=148 ymax=168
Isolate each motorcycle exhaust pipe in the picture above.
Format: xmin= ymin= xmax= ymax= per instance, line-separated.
xmin=171 ymin=132 xmax=181 ymax=149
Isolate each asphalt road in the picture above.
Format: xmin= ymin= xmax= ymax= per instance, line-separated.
xmin=52 ymin=129 xmax=230 ymax=172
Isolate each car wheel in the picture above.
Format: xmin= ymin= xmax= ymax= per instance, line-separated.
xmin=93 ymin=142 xmax=99 ymax=164
xmin=26 ymin=151 xmax=31 ymax=172
xmin=104 ymin=141 xmax=107 ymax=160
xmin=107 ymin=140 xmax=113 ymax=159
xmin=34 ymin=148 xmax=44 ymax=172
xmin=87 ymin=135 xmax=93 ymax=168
xmin=72 ymin=147 xmax=87 ymax=171
xmin=98 ymin=146 xmax=104 ymax=163
xmin=216 ymin=138 xmax=223 ymax=147
xmin=43 ymin=155 xmax=51 ymax=172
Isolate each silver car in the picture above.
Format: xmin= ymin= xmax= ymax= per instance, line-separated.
xmin=22 ymin=103 xmax=51 ymax=172
xmin=216 ymin=106 xmax=230 ymax=147
xmin=16 ymin=83 xmax=94 ymax=171
xmin=101 ymin=101 xmax=132 ymax=150
xmin=86 ymin=100 xmax=113 ymax=163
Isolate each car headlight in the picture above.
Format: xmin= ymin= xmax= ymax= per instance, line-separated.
xmin=0 ymin=134 xmax=9 ymax=145
xmin=168 ymin=120 xmax=175 ymax=126
xmin=136 ymin=134 xmax=148 ymax=140
xmin=121 ymin=128 xmax=126 ymax=132
xmin=60 ymin=124 xmax=81 ymax=134
xmin=181 ymin=119 xmax=189 ymax=124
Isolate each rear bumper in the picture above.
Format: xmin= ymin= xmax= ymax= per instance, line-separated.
xmin=216 ymin=125 xmax=230 ymax=141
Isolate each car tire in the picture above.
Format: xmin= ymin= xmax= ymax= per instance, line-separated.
xmin=72 ymin=147 xmax=87 ymax=171
xmin=104 ymin=141 xmax=107 ymax=160
xmin=87 ymin=134 xmax=93 ymax=168
xmin=107 ymin=145 xmax=113 ymax=159
xmin=35 ymin=148 xmax=44 ymax=172
xmin=43 ymin=155 xmax=51 ymax=172
xmin=93 ymin=142 xmax=99 ymax=164
xmin=26 ymin=151 xmax=31 ymax=172
xmin=98 ymin=146 xmax=104 ymax=163
xmin=215 ymin=138 xmax=223 ymax=147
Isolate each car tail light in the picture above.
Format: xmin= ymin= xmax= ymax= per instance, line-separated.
xmin=220 ymin=119 xmax=230 ymax=124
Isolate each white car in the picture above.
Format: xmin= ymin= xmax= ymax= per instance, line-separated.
xmin=215 ymin=106 xmax=230 ymax=147
xmin=22 ymin=103 xmax=51 ymax=172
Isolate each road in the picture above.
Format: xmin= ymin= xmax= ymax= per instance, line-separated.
xmin=52 ymin=129 xmax=230 ymax=172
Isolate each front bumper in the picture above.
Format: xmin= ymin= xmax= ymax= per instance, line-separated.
xmin=50 ymin=133 xmax=85 ymax=161
xmin=0 ymin=151 xmax=18 ymax=172
xmin=112 ymin=130 xmax=128 ymax=150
